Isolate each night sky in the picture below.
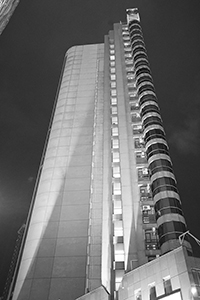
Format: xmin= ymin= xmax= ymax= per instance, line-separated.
xmin=0 ymin=0 xmax=200 ymax=294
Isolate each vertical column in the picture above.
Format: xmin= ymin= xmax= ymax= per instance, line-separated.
xmin=127 ymin=10 xmax=191 ymax=254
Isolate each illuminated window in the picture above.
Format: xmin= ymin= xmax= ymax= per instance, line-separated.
xmin=113 ymin=181 xmax=121 ymax=195
xmin=111 ymin=97 xmax=117 ymax=105
xmin=145 ymin=228 xmax=159 ymax=250
xmin=110 ymin=55 xmax=115 ymax=61
xmin=114 ymin=221 xmax=123 ymax=236
xmin=113 ymin=165 xmax=120 ymax=178
xmin=110 ymin=74 xmax=116 ymax=81
xmin=110 ymin=49 xmax=115 ymax=55
xmin=111 ymin=81 xmax=116 ymax=88
xmin=133 ymin=124 xmax=143 ymax=134
xmin=110 ymin=67 xmax=116 ymax=73
xmin=191 ymin=269 xmax=200 ymax=297
xmin=110 ymin=61 xmax=115 ymax=67
xmin=111 ymin=106 xmax=117 ymax=115
xmin=111 ymin=89 xmax=117 ymax=96
xmin=111 ymin=116 xmax=118 ymax=125
xmin=112 ymin=139 xmax=119 ymax=149
xmin=113 ymin=199 xmax=122 ymax=214
xmin=134 ymin=289 xmax=142 ymax=300
xmin=112 ymin=127 xmax=119 ymax=136
xmin=112 ymin=151 xmax=120 ymax=163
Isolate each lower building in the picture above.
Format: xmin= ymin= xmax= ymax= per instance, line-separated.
xmin=11 ymin=8 xmax=200 ymax=300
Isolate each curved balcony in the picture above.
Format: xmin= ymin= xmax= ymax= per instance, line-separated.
xmin=132 ymin=39 xmax=145 ymax=49
xmin=144 ymin=128 xmax=165 ymax=143
xmin=136 ymin=72 xmax=152 ymax=82
xmin=143 ymin=116 xmax=162 ymax=130
xmin=155 ymin=197 xmax=183 ymax=219
xmin=140 ymin=104 xmax=160 ymax=118
xmin=135 ymin=65 xmax=151 ymax=77
xmin=135 ymin=58 xmax=149 ymax=69
xmin=137 ymin=81 xmax=155 ymax=94
xmin=151 ymin=177 xmax=178 ymax=196
xmin=134 ymin=52 xmax=148 ymax=62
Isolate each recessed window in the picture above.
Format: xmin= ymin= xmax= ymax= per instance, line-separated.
xmin=145 ymin=228 xmax=159 ymax=250
xmin=134 ymin=288 xmax=142 ymax=300
xmin=113 ymin=165 xmax=120 ymax=177
xmin=110 ymin=44 xmax=115 ymax=49
xmin=191 ymin=269 xmax=200 ymax=297
xmin=110 ymin=61 xmax=115 ymax=67
xmin=111 ymin=116 xmax=118 ymax=125
xmin=113 ymin=199 xmax=122 ymax=214
xmin=112 ymin=151 xmax=120 ymax=162
xmin=110 ymin=49 xmax=115 ymax=55
xmin=111 ymin=89 xmax=117 ymax=96
xmin=113 ymin=181 xmax=121 ymax=195
xmin=111 ymin=106 xmax=117 ymax=115
xmin=163 ymin=276 xmax=172 ymax=294
xmin=111 ymin=97 xmax=117 ymax=105
xmin=114 ymin=221 xmax=123 ymax=235
xmin=149 ymin=283 xmax=156 ymax=300
xmin=112 ymin=139 xmax=119 ymax=149
xmin=111 ymin=81 xmax=116 ymax=88
xmin=110 ymin=55 xmax=115 ymax=61
xmin=110 ymin=67 xmax=116 ymax=73
xmin=112 ymin=127 xmax=119 ymax=136
xmin=110 ymin=74 xmax=116 ymax=81
xmin=133 ymin=124 xmax=143 ymax=134
xmin=138 ymin=167 xmax=149 ymax=180
xmin=134 ymin=138 xmax=145 ymax=149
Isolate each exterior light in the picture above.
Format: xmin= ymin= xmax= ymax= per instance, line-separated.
xmin=191 ymin=286 xmax=198 ymax=296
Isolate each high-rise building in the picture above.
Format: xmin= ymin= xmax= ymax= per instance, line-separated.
xmin=0 ymin=0 xmax=20 ymax=35
xmin=11 ymin=8 xmax=200 ymax=300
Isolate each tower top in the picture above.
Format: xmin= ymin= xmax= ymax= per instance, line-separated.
xmin=126 ymin=8 xmax=140 ymax=23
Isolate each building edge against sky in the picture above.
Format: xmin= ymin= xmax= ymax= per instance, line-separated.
xmin=0 ymin=0 xmax=20 ymax=35
xmin=10 ymin=8 xmax=200 ymax=300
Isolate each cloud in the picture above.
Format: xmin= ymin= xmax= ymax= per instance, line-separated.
xmin=169 ymin=118 xmax=200 ymax=155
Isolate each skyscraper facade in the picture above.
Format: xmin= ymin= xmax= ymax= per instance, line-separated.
xmin=0 ymin=0 xmax=20 ymax=35
xmin=12 ymin=8 xmax=200 ymax=300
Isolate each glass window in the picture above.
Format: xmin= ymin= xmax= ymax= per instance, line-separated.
xmin=133 ymin=124 xmax=143 ymax=134
xmin=149 ymin=283 xmax=156 ymax=300
xmin=112 ymin=139 xmax=119 ymax=149
xmin=111 ymin=89 xmax=117 ymax=96
xmin=145 ymin=228 xmax=159 ymax=250
xmin=112 ymin=127 xmax=119 ymax=136
xmin=192 ymin=269 xmax=200 ymax=297
xmin=114 ymin=221 xmax=123 ymax=235
xmin=110 ymin=55 xmax=115 ymax=61
xmin=111 ymin=106 xmax=117 ymax=114
xmin=163 ymin=276 xmax=172 ymax=294
xmin=112 ymin=116 xmax=118 ymax=125
xmin=111 ymin=81 xmax=116 ymax=88
xmin=111 ymin=97 xmax=117 ymax=105
xmin=113 ymin=199 xmax=122 ymax=214
xmin=110 ymin=44 xmax=115 ymax=49
xmin=113 ymin=165 xmax=120 ymax=178
xmin=110 ymin=61 xmax=115 ymax=67
xmin=110 ymin=67 xmax=116 ymax=73
xmin=112 ymin=151 xmax=120 ymax=162
xmin=113 ymin=181 xmax=121 ymax=195
xmin=110 ymin=74 xmax=116 ymax=80
xmin=110 ymin=49 xmax=115 ymax=55
xmin=135 ymin=289 xmax=142 ymax=300
xmin=134 ymin=138 xmax=145 ymax=149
